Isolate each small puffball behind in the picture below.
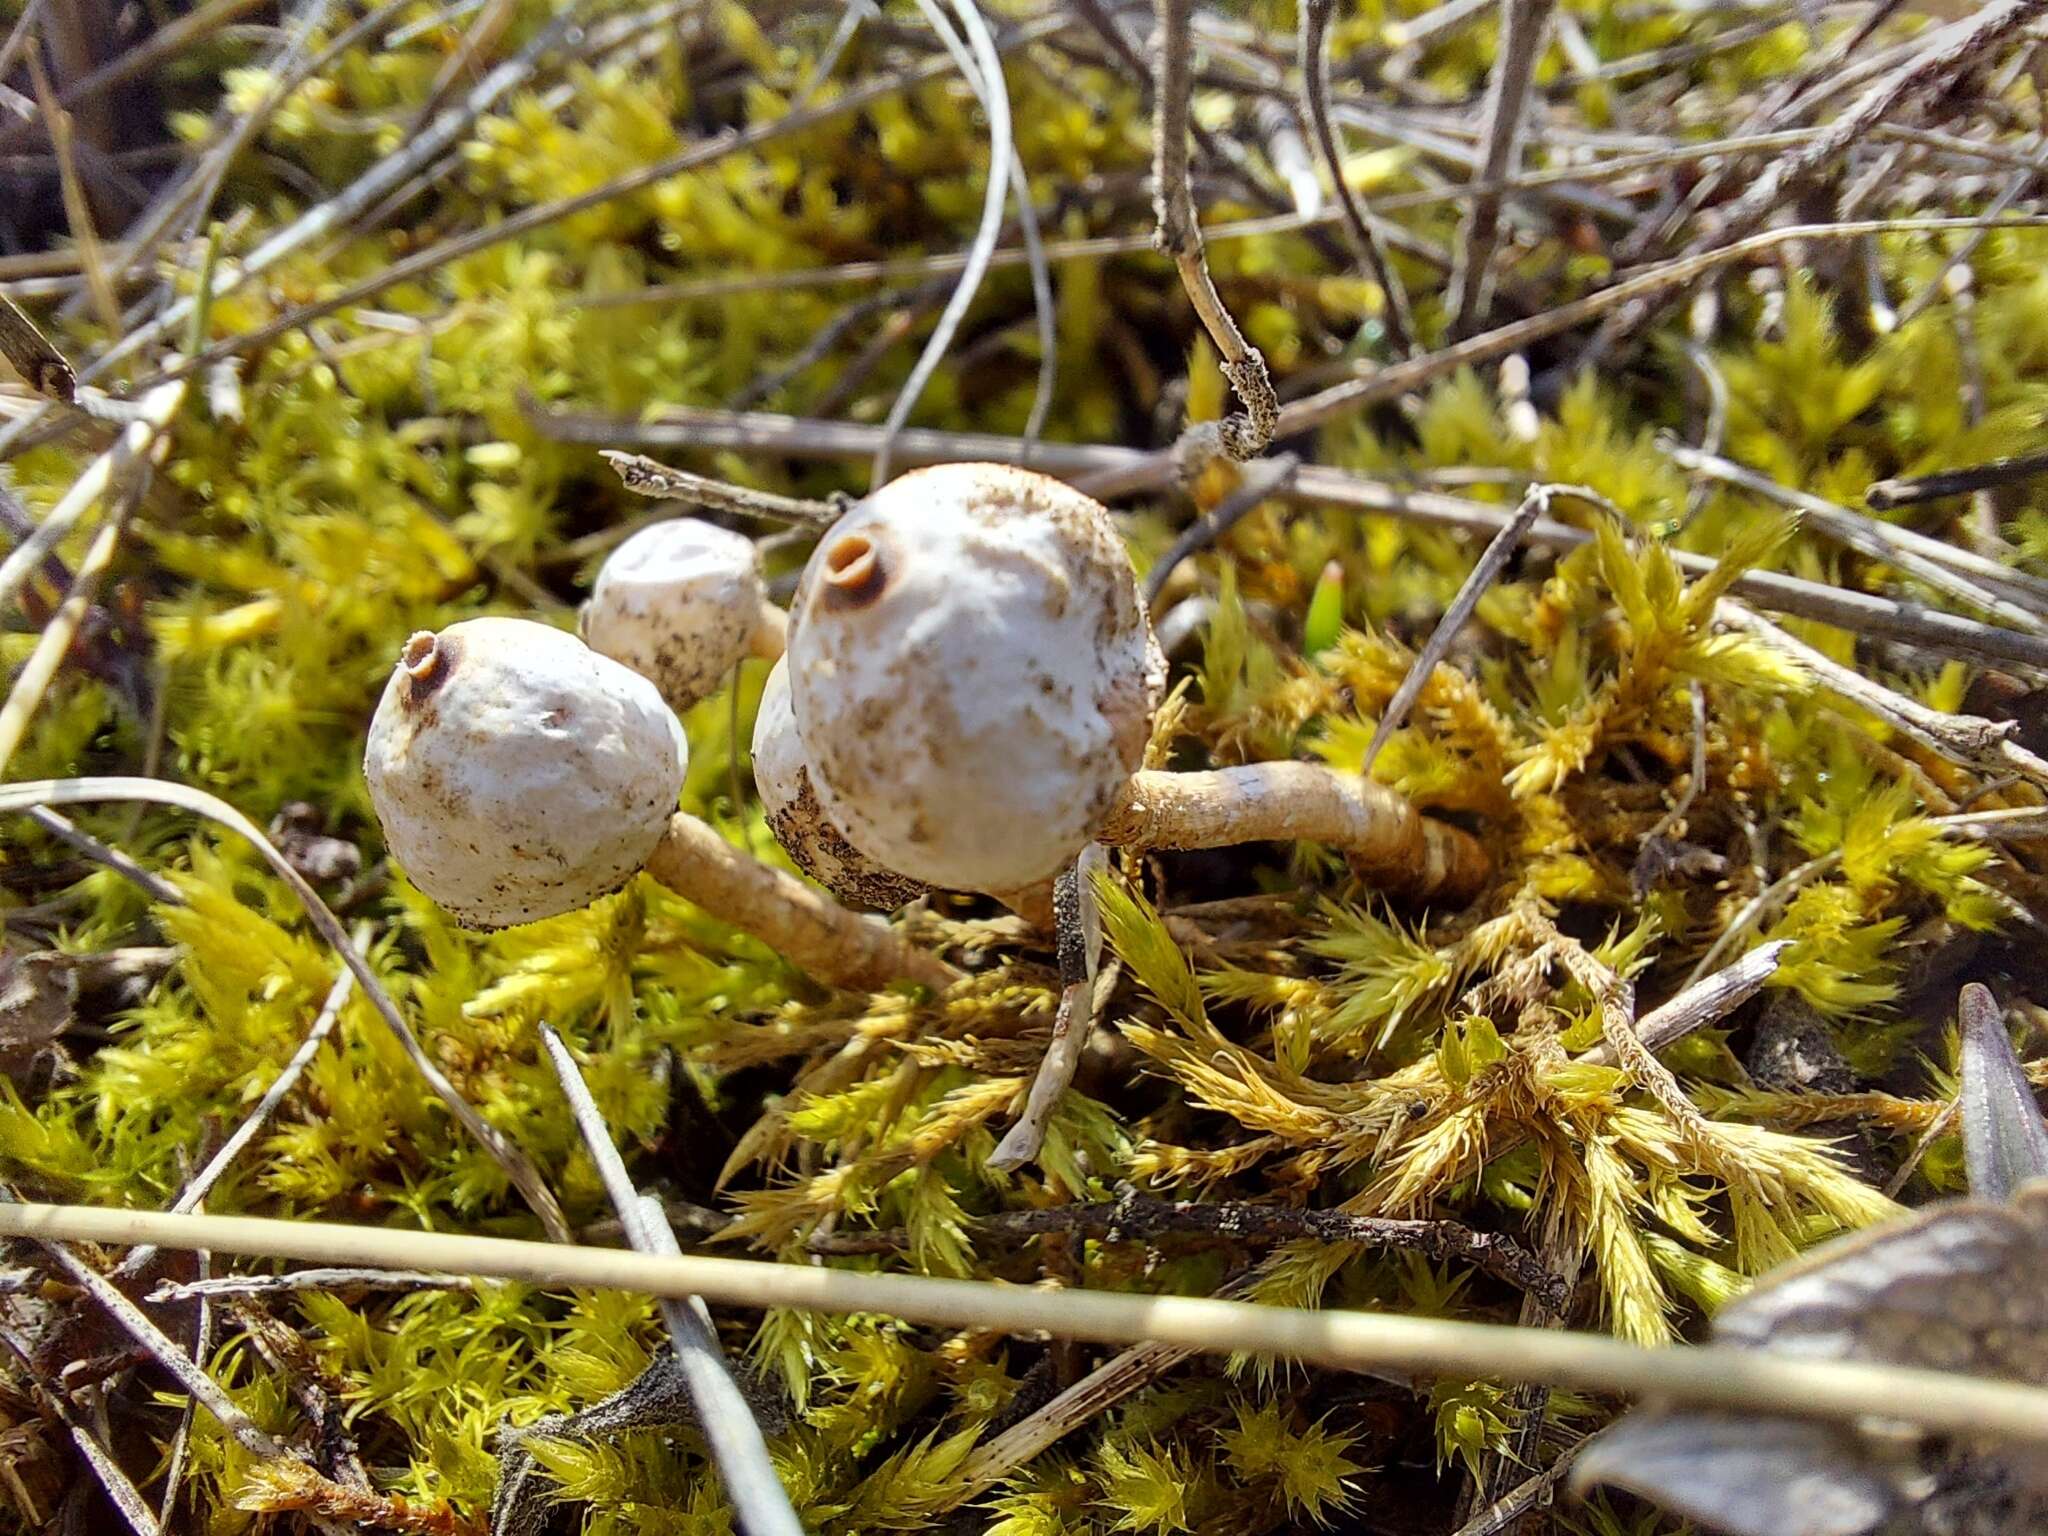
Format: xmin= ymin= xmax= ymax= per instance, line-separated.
xmin=752 ymin=656 xmax=926 ymax=910
xmin=788 ymin=463 xmax=1165 ymax=893
xmin=580 ymin=518 xmax=779 ymax=713
xmin=364 ymin=616 xmax=686 ymax=928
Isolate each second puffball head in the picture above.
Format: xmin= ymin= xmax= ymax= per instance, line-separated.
xmin=364 ymin=616 xmax=686 ymax=928
xmin=580 ymin=517 xmax=768 ymax=713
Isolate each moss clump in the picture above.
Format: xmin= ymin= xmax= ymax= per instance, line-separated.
xmin=5 ymin=2 xmax=2048 ymax=1533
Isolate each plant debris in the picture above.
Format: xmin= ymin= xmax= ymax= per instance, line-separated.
xmin=6 ymin=2 xmax=2048 ymax=1533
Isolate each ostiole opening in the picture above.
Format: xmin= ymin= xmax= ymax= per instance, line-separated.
xmin=820 ymin=532 xmax=885 ymax=609
xmin=400 ymin=630 xmax=456 ymax=706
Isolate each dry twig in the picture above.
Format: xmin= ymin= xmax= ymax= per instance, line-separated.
xmin=1448 ymin=0 xmax=1554 ymax=334
xmin=1152 ymin=0 xmax=1277 ymax=466
xmin=13 ymin=1201 xmax=2048 ymax=1448
xmin=1297 ymin=0 xmax=1415 ymax=354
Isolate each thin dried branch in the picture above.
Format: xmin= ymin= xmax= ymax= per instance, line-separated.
xmin=1298 ymin=0 xmax=1415 ymax=354
xmin=989 ymin=855 xmax=1103 ymax=1172
xmin=1898 ymin=167 xmax=2031 ymax=327
xmin=1665 ymin=440 xmax=2048 ymax=624
xmin=153 ymin=1239 xmax=211 ymax=1532
xmin=1587 ymin=939 xmax=1790 ymax=1066
xmin=1448 ymin=0 xmax=1554 ymax=335
xmin=1867 ymin=448 xmax=2048 ymax=510
xmin=149 ymin=1267 xmax=472 ymax=1304
xmin=23 ymin=808 xmax=181 ymax=903
xmin=12 ymin=1202 xmax=2048 ymax=1449
xmin=1360 ymin=480 xmax=1556 ymax=774
xmin=1152 ymin=0 xmax=1277 ymax=466
xmin=22 ymin=41 xmax=120 ymax=339
xmin=0 ymin=292 xmax=73 ymax=402
xmin=948 ymin=1340 xmax=1182 ymax=1508
xmin=112 ymin=945 xmax=362 ymax=1283
xmin=600 ymin=450 xmax=839 ymax=527
xmin=964 ymin=1191 xmax=1564 ymax=1307
xmin=1717 ymin=601 xmax=2048 ymax=783
xmin=1446 ymin=1446 xmax=1581 ymax=1536
xmin=1141 ymin=453 xmax=1300 ymax=604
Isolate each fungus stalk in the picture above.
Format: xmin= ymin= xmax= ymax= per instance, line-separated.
xmin=1100 ymin=763 xmax=1489 ymax=901
xmin=646 ymin=813 xmax=956 ymax=992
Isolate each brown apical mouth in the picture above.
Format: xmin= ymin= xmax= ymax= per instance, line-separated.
xmin=820 ymin=531 xmax=886 ymax=610
xmin=400 ymin=630 xmax=458 ymax=707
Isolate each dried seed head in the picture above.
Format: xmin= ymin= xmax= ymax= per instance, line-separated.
xmin=751 ymin=656 xmax=926 ymax=910
xmin=580 ymin=518 xmax=767 ymax=712
xmin=787 ymin=463 xmax=1165 ymax=892
xmin=364 ymin=617 xmax=686 ymax=928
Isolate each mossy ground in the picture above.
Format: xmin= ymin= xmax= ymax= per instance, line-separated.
xmin=2 ymin=2 xmax=2047 ymax=1532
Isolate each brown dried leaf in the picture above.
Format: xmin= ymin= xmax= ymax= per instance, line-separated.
xmin=0 ymin=296 xmax=74 ymax=403
xmin=0 ymin=952 xmax=76 ymax=1076
xmin=1714 ymin=1182 xmax=2048 ymax=1381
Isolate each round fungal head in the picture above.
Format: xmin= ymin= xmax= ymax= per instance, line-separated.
xmin=787 ymin=463 xmax=1165 ymax=892
xmin=364 ymin=617 xmax=686 ymax=928
xmin=580 ymin=518 xmax=766 ymax=712
xmin=751 ymin=656 xmax=926 ymax=910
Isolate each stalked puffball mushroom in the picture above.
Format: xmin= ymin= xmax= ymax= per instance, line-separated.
xmin=788 ymin=463 xmax=1167 ymax=893
xmin=751 ymin=655 xmax=926 ymax=911
xmin=365 ymin=617 xmax=685 ymax=927
xmin=365 ymin=618 xmax=955 ymax=991
xmin=580 ymin=518 xmax=785 ymax=713
xmin=787 ymin=463 xmax=1489 ymax=904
